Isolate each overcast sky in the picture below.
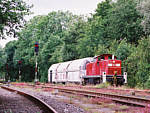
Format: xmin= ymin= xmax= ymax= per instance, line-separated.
xmin=0 ymin=0 xmax=101 ymax=48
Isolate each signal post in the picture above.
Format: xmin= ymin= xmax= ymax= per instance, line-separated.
xmin=34 ymin=41 xmax=39 ymax=83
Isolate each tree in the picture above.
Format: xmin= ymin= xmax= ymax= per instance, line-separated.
xmin=5 ymin=41 xmax=17 ymax=80
xmin=0 ymin=0 xmax=32 ymax=38
xmin=95 ymin=44 xmax=108 ymax=56
xmin=126 ymin=37 xmax=150 ymax=88
xmin=9 ymin=11 xmax=84 ymax=82
xmin=115 ymin=39 xmax=134 ymax=61
xmin=137 ymin=0 xmax=150 ymax=35
xmin=107 ymin=0 xmax=144 ymax=44
xmin=0 ymin=46 xmax=6 ymax=79
xmin=94 ymin=0 xmax=112 ymax=18
xmin=61 ymin=17 xmax=86 ymax=61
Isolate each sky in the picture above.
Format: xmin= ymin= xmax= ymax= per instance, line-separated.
xmin=0 ymin=0 xmax=101 ymax=48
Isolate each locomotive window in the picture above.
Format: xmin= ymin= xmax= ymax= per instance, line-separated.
xmin=101 ymin=56 xmax=104 ymax=60
xmin=97 ymin=62 xmax=99 ymax=66
xmin=98 ymin=57 xmax=101 ymax=61
xmin=108 ymin=56 xmax=112 ymax=59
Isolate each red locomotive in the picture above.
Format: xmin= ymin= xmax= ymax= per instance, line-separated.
xmin=84 ymin=54 xmax=126 ymax=85
xmin=48 ymin=54 xmax=127 ymax=85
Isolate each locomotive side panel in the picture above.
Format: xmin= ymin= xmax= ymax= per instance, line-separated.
xmin=107 ymin=60 xmax=122 ymax=75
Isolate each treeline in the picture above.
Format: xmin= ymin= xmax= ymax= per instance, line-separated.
xmin=0 ymin=0 xmax=150 ymax=88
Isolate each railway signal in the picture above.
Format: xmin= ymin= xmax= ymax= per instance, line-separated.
xmin=34 ymin=41 xmax=39 ymax=83
xmin=35 ymin=41 xmax=39 ymax=55
xmin=18 ymin=60 xmax=22 ymax=67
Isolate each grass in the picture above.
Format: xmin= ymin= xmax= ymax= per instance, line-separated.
xmin=119 ymin=105 xmax=129 ymax=110
xmin=107 ymin=103 xmax=116 ymax=108
xmin=95 ymin=82 xmax=110 ymax=89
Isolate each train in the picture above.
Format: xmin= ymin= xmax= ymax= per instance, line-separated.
xmin=48 ymin=54 xmax=127 ymax=85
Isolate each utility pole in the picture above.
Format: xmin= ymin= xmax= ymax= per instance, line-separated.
xmin=34 ymin=41 xmax=39 ymax=83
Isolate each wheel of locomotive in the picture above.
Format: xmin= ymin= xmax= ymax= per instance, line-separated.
xmin=100 ymin=77 xmax=103 ymax=84
xmin=93 ymin=78 xmax=97 ymax=85
xmin=81 ymin=78 xmax=86 ymax=85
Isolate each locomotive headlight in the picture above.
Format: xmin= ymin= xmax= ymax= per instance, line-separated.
xmin=116 ymin=64 xmax=120 ymax=66
xmin=108 ymin=64 xmax=112 ymax=66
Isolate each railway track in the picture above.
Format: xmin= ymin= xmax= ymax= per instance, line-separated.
xmin=0 ymin=85 xmax=57 ymax=113
xmin=43 ymin=86 xmax=150 ymax=107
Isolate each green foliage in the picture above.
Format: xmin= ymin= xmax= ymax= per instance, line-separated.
xmin=108 ymin=40 xmax=119 ymax=55
xmin=137 ymin=0 xmax=150 ymax=35
xmin=95 ymin=45 xmax=108 ymax=56
xmin=60 ymin=16 xmax=85 ymax=61
xmin=145 ymin=76 xmax=150 ymax=89
xmin=0 ymin=46 xmax=6 ymax=78
xmin=2 ymin=0 xmax=150 ymax=89
xmin=5 ymin=41 xmax=17 ymax=80
xmin=115 ymin=39 xmax=134 ymax=61
xmin=77 ymin=17 xmax=105 ymax=58
xmin=49 ymin=46 xmax=63 ymax=64
xmin=0 ymin=0 xmax=32 ymax=38
xmin=3 ymin=11 xmax=84 ymax=82
xmin=95 ymin=0 xmax=112 ymax=18
xmin=126 ymin=37 xmax=150 ymax=88
xmin=107 ymin=0 xmax=145 ymax=44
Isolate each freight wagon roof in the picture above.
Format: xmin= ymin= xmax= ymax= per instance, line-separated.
xmin=57 ymin=61 xmax=72 ymax=72
xmin=49 ymin=63 xmax=60 ymax=71
xmin=67 ymin=57 xmax=93 ymax=71
xmin=49 ymin=57 xmax=93 ymax=72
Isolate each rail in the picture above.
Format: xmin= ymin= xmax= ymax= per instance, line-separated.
xmin=1 ymin=85 xmax=58 ymax=113
xmin=44 ymin=86 xmax=150 ymax=107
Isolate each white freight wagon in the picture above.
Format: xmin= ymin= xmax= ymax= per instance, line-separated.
xmin=48 ymin=58 xmax=93 ymax=84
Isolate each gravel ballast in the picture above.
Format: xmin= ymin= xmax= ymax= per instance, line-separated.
xmin=0 ymin=87 xmax=43 ymax=113
xmin=9 ymin=86 xmax=86 ymax=113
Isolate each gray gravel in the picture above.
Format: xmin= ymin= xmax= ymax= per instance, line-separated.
xmin=11 ymin=86 xmax=86 ymax=113
xmin=36 ymin=93 xmax=85 ymax=113
xmin=0 ymin=87 xmax=43 ymax=113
